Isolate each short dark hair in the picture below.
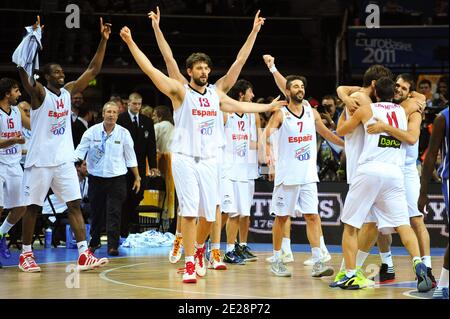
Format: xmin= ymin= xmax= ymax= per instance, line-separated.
xmin=41 ymin=62 xmax=61 ymax=76
xmin=154 ymin=105 xmax=174 ymax=125
xmin=396 ymin=73 xmax=415 ymax=92
xmin=418 ymin=79 xmax=432 ymax=87
xmin=227 ymin=79 xmax=253 ymax=100
xmin=375 ymin=77 xmax=395 ymax=101
xmin=286 ymin=75 xmax=307 ymax=90
xmin=186 ymin=52 xmax=212 ymax=70
xmin=363 ymin=64 xmax=393 ymax=87
xmin=0 ymin=78 xmax=19 ymax=100
xmin=322 ymin=95 xmax=336 ymax=104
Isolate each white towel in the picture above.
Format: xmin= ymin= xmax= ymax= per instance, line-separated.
xmin=12 ymin=26 xmax=43 ymax=78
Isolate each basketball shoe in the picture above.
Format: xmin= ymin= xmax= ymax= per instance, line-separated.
xmin=18 ymin=252 xmax=41 ymax=272
xmin=77 ymin=250 xmax=109 ymax=271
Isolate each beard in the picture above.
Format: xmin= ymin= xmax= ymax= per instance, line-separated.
xmin=290 ymin=93 xmax=304 ymax=104
xmin=193 ymin=77 xmax=207 ymax=87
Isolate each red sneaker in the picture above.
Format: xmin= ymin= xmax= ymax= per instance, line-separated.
xmin=18 ymin=252 xmax=41 ymax=272
xmin=181 ymin=261 xmax=197 ymax=283
xmin=77 ymin=249 xmax=109 ymax=271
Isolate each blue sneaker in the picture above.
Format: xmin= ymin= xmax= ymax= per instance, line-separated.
xmin=223 ymin=250 xmax=246 ymax=265
xmin=414 ymin=261 xmax=433 ymax=292
xmin=336 ymin=274 xmax=364 ymax=290
xmin=0 ymin=233 xmax=11 ymax=259
xmin=432 ymin=287 xmax=449 ymax=299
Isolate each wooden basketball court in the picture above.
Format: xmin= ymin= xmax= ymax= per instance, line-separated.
xmin=0 ymin=250 xmax=442 ymax=299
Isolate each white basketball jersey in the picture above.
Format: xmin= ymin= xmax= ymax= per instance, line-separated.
xmin=344 ymin=108 xmax=365 ymax=184
xmin=274 ymin=103 xmax=319 ymax=186
xmin=25 ymin=87 xmax=74 ymax=168
xmin=247 ymin=113 xmax=259 ymax=180
xmin=223 ymin=113 xmax=252 ymax=181
xmin=405 ymin=141 xmax=419 ymax=166
xmin=0 ymin=106 xmax=22 ymax=165
xmin=358 ymin=102 xmax=407 ymax=177
xmin=170 ymin=84 xmax=221 ymax=158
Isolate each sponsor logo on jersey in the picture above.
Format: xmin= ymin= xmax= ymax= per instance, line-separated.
xmin=198 ymin=119 xmax=215 ymax=135
xmin=50 ymin=120 xmax=67 ymax=136
xmin=192 ymin=108 xmax=217 ymax=117
xmin=288 ymin=134 xmax=313 ymax=143
xmin=295 ymin=145 xmax=311 ymax=161
xmin=235 ymin=142 xmax=247 ymax=157
xmin=378 ymin=135 xmax=401 ymax=149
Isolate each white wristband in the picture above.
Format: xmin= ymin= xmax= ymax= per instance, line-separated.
xmin=269 ymin=65 xmax=277 ymax=73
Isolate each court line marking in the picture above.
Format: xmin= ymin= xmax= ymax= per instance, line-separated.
xmin=99 ymin=262 xmax=273 ymax=299
xmin=402 ymin=289 xmax=432 ymax=299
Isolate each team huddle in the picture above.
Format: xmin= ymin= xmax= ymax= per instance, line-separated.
xmin=0 ymin=9 xmax=448 ymax=299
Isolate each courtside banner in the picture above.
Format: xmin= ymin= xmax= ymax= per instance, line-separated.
xmin=247 ymin=181 xmax=448 ymax=247
xmin=347 ymin=26 xmax=449 ymax=73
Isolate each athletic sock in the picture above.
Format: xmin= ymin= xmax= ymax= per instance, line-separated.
xmin=240 ymin=242 xmax=247 ymax=247
xmin=380 ymin=251 xmax=395 ymax=272
xmin=422 ymin=255 xmax=432 ymax=268
xmin=211 ymin=243 xmax=220 ymax=251
xmin=22 ymin=245 xmax=32 ymax=254
xmin=175 ymin=232 xmax=182 ymax=238
xmin=281 ymin=237 xmax=291 ymax=253
xmin=356 ymin=250 xmax=370 ymax=268
xmin=319 ymin=236 xmax=329 ymax=254
xmin=346 ymin=269 xmax=356 ymax=278
xmin=273 ymin=249 xmax=282 ymax=261
xmin=311 ymin=247 xmax=321 ymax=263
xmin=77 ymin=241 xmax=88 ymax=255
xmin=0 ymin=220 xmax=14 ymax=236
xmin=185 ymin=256 xmax=194 ymax=264
xmin=226 ymin=244 xmax=234 ymax=253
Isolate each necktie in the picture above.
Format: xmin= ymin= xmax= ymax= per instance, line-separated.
xmin=133 ymin=115 xmax=138 ymax=136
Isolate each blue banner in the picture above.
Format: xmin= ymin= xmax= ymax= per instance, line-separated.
xmin=348 ymin=26 xmax=449 ymax=73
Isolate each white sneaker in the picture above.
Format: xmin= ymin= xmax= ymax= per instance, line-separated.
xmin=182 ymin=261 xmax=197 ymax=283
xmin=194 ymin=246 xmax=207 ymax=277
xmin=169 ymin=236 xmax=183 ymax=264
xmin=271 ymin=260 xmax=292 ymax=277
xmin=266 ymin=251 xmax=294 ymax=263
xmin=207 ymin=249 xmax=227 ymax=270
xmin=303 ymin=250 xmax=332 ymax=266
xmin=311 ymin=261 xmax=334 ymax=277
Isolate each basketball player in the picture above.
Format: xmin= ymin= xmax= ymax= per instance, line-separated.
xmin=15 ymin=16 xmax=110 ymax=272
xmin=334 ymin=77 xmax=432 ymax=292
xmin=264 ymin=74 xmax=344 ymax=277
xmin=222 ymin=79 xmax=260 ymax=264
xmin=262 ymin=55 xmax=333 ymax=266
xmin=0 ymin=78 xmax=30 ymax=267
xmin=343 ymin=74 xmax=436 ymax=286
xmin=120 ymin=26 xmax=286 ymax=283
xmin=148 ymin=7 xmax=265 ymax=269
xmin=419 ymin=106 xmax=449 ymax=299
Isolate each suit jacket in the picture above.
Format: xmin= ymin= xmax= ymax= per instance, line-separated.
xmin=72 ymin=118 xmax=87 ymax=149
xmin=117 ymin=112 xmax=157 ymax=174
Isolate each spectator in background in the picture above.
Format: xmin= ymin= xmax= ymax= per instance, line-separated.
xmin=141 ymin=104 xmax=154 ymax=119
xmin=71 ymin=91 xmax=88 ymax=148
xmin=117 ymin=92 xmax=158 ymax=237
xmin=433 ymin=75 xmax=449 ymax=108
xmin=418 ymin=79 xmax=433 ymax=107
xmin=319 ymin=94 xmax=341 ymax=129
xmin=110 ymin=95 xmax=126 ymax=113
xmin=152 ymin=105 xmax=174 ymax=153
xmin=75 ymin=101 xmax=141 ymax=256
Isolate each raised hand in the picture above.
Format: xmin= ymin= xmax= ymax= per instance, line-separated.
xmin=252 ymin=10 xmax=265 ymax=33
xmin=262 ymin=54 xmax=275 ymax=69
xmin=32 ymin=15 xmax=44 ymax=32
xmin=268 ymin=95 xmax=288 ymax=111
xmin=120 ymin=26 xmax=133 ymax=44
xmin=367 ymin=117 xmax=387 ymax=134
xmin=148 ymin=6 xmax=160 ymax=29
xmin=100 ymin=17 xmax=112 ymax=40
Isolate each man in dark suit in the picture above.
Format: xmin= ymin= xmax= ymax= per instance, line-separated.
xmin=117 ymin=92 xmax=158 ymax=236
xmin=71 ymin=91 xmax=87 ymax=148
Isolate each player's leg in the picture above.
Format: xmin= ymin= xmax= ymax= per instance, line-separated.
xmin=377 ymin=233 xmax=396 ymax=283
xmin=236 ymin=180 xmax=257 ymax=261
xmin=169 ymin=207 xmax=183 ymax=264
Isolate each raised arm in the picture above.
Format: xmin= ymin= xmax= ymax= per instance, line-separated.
xmin=418 ymin=114 xmax=446 ymax=213
xmin=218 ymin=90 xmax=287 ymax=114
xmin=336 ymin=106 xmax=369 ymax=136
xmin=148 ymin=6 xmax=188 ymax=84
xmin=18 ymin=67 xmax=45 ymax=109
xmin=367 ymin=110 xmax=421 ymax=145
xmin=65 ymin=18 xmax=111 ymax=94
xmin=313 ymin=108 xmax=344 ymax=147
xmin=120 ymin=26 xmax=185 ymax=108
xmin=263 ymin=54 xmax=287 ymax=95
xmin=336 ymin=86 xmax=361 ymax=114
xmin=215 ymin=11 xmax=265 ymax=93
xmin=19 ymin=106 xmax=31 ymax=130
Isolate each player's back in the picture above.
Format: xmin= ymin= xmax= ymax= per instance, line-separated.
xmin=358 ymin=102 xmax=407 ymax=179
xmin=438 ymin=107 xmax=449 ymax=180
